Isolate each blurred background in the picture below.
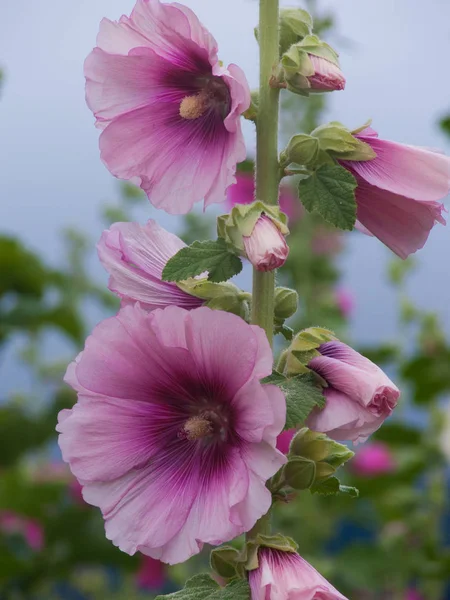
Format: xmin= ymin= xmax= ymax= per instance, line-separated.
xmin=1 ymin=0 xmax=449 ymax=598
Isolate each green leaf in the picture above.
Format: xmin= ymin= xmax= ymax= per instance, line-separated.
xmin=162 ymin=239 xmax=243 ymax=284
xmin=298 ymin=164 xmax=357 ymax=230
xmin=310 ymin=476 xmax=359 ymax=497
xmin=263 ymin=371 xmax=325 ymax=428
xmin=155 ymin=575 xmax=250 ymax=600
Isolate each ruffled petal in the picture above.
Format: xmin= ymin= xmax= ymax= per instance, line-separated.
xmin=345 ymin=135 xmax=450 ymax=202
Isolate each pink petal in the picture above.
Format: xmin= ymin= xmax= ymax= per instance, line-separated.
xmin=345 ymin=135 xmax=450 ymax=202
xmin=352 ymin=173 xmax=446 ymax=259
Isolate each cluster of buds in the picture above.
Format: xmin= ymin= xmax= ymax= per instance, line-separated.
xmin=275 ymin=9 xmax=345 ymax=94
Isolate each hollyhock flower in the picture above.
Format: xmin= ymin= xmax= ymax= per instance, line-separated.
xmin=243 ymin=216 xmax=289 ymax=272
xmin=335 ymin=288 xmax=354 ymax=319
xmin=306 ymin=341 xmax=400 ymax=444
xmin=227 ymin=171 xmax=302 ymax=223
xmin=85 ymin=0 xmax=250 ymax=214
xmin=276 ymin=429 xmax=296 ymax=454
xmin=98 ymin=220 xmax=203 ymax=311
xmin=351 ymin=442 xmax=395 ymax=477
xmin=340 ymin=127 xmax=449 ymax=259
xmin=0 ymin=512 xmax=44 ymax=551
xmin=308 ymin=55 xmax=345 ymax=92
xmin=137 ymin=556 xmax=166 ymax=590
xmin=58 ymin=305 xmax=286 ymax=564
xmin=249 ymin=548 xmax=347 ymax=599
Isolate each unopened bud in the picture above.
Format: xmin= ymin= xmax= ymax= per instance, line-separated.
xmin=307 ymin=55 xmax=345 ymax=92
xmin=274 ymin=287 xmax=298 ymax=320
xmin=243 ymin=216 xmax=289 ymax=272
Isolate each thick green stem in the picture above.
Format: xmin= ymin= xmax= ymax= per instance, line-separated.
xmin=251 ymin=0 xmax=281 ymax=347
xmin=247 ymin=0 xmax=280 ymax=543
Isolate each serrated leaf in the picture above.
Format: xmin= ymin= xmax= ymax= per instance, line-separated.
xmin=162 ymin=239 xmax=243 ymax=284
xmin=298 ymin=165 xmax=357 ymax=230
xmin=310 ymin=476 xmax=359 ymax=497
xmin=262 ymin=371 xmax=325 ymax=429
xmin=155 ymin=575 xmax=250 ymax=600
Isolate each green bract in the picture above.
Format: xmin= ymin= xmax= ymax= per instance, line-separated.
xmin=279 ymin=8 xmax=313 ymax=54
xmin=178 ymin=279 xmax=251 ymax=320
xmin=217 ymin=201 xmax=289 ymax=254
xmin=283 ymin=326 xmax=337 ymax=377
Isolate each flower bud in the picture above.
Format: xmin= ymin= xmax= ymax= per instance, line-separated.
xmin=243 ymin=216 xmax=289 ymax=272
xmin=307 ymin=55 xmax=345 ymax=92
xmin=274 ymin=287 xmax=298 ymax=321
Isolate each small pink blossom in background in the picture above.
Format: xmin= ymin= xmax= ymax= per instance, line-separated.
xmin=249 ymin=548 xmax=347 ymax=599
xmin=85 ymin=0 xmax=250 ymax=214
xmin=98 ymin=220 xmax=203 ymax=311
xmin=405 ymin=590 xmax=423 ymax=600
xmin=58 ymin=305 xmax=286 ymax=564
xmin=351 ymin=442 xmax=396 ymax=477
xmin=243 ymin=216 xmax=289 ymax=272
xmin=276 ymin=429 xmax=296 ymax=454
xmin=308 ymin=55 xmax=346 ymax=92
xmin=335 ymin=288 xmax=354 ymax=318
xmin=227 ymin=171 xmax=302 ymax=223
xmin=0 ymin=512 xmax=44 ymax=551
xmin=306 ymin=341 xmax=400 ymax=444
xmin=341 ymin=126 xmax=449 ymax=259
xmin=137 ymin=556 xmax=166 ymax=591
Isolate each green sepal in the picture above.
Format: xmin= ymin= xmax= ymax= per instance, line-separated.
xmin=218 ymin=202 xmax=289 ymax=254
xmin=283 ymin=134 xmax=320 ymax=167
xmin=279 ymin=8 xmax=313 ymax=54
xmin=297 ymin=34 xmax=340 ymax=66
xmin=312 ymin=122 xmax=376 ymax=162
xmin=177 ymin=279 xmax=251 ymax=320
xmin=351 ymin=118 xmax=373 ymax=135
xmin=210 ymin=546 xmax=242 ymax=580
xmin=284 ymin=327 xmax=337 ymax=377
xmin=283 ymin=456 xmax=317 ymax=490
xmin=243 ymin=91 xmax=259 ymax=122
xmin=244 ymin=533 xmax=298 ymax=571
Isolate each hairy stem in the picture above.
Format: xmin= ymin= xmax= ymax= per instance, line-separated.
xmin=247 ymin=0 xmax=280 ymax=543
xmin=251 ymin=0 xmax=280 ymax=346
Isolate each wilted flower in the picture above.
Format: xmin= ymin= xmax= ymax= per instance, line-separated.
xmin=249 ymin=547 xmax=347 ymax=599
xmin=341 ymin=127 xmax=449 ymax=258
xmin=98 ymin=220 xmax=203 ymax=311
xmin=308 ymin=55 xmax=345 ymax=92
xmin=227 ymin=171 xmax=302 ymax=223
xmin=306 ymin=341 xmax=400 ymax=444
xmin=243 ymin=216 xmax=289 ymax=272
xmin=58 ymin=305 xmax=286 ymax=564
xmin=85 ymin=0 xmax=250 ymax=214
xmin=351 ymin=442 xmax=396 ymax=477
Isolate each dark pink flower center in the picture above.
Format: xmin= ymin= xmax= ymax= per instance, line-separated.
xmin=179 ymin=76 xmax=231 ymax=121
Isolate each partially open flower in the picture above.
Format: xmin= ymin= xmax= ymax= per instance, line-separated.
xmin=98 ymin=220 xmax=203 ymax=311
xmin=243 ymin=216 xmax=289 ymax=272
xmin=85 ymin=0 xmax=250 ymax=214
xmin=306 ymin=341 xmax=400 ymax=444
xmin=307 ymin=55 xmax=345 ymax=92
xmin=249 ymin=547 xmax=347 ymax=599
xmin=340 ymin=126 xmax=449 ymax=258
xmin=58 ymin=305 xmax=286 ymax=564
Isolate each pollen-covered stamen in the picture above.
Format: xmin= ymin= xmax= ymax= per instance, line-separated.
xmin=179 ymin=415 xmax=214 ymax=441
xmin=179 ymin=94 xmax=207 ymax=120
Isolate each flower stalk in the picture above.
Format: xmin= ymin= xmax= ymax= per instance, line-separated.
xmin=251 ymin=0 xmax=281 ymax=346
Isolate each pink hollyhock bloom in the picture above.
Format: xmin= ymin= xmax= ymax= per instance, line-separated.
xmin=308 ymin=55 xmax=346 ymax=92
xmin=249 ymin=548 xmax=347 ymax=599
xmin=0 ymin=512 xmax=44 ymax=551
xmin=58 ymin=305 xmax=286 ymax=564
xmin=276 ymin=429 xmax=296 ymax=454
xmin=243 ymin=216 xmax=289 ymax=272
xmin=340 ymin=127 xmax=449 ymax=259
xmin=405 ymin=590 xmax=423 ymax=600
xmin=335 ymin=288 xmax=354 ymax=318
xmin=137 ymin=556 xmax=166 ymax=590
xmin=98 ymin=220 xmax=203 ymax=311
xmin=351 ymin=442 xmax=396 ymax=477
xmin=227 ymin=171 xmax=302 ymax=223
xmin=306 ymin=341 xmax=400 ymax=444
xmin=85 ymin=0 xmax=250 ymax=214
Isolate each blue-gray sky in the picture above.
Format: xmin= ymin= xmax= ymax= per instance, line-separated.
xmin=1 ymin=0 xmax=449 ymax=396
